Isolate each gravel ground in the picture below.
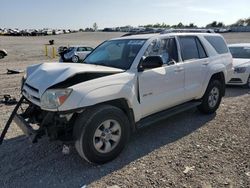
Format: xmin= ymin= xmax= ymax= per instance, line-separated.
xmin=0 ymin=32 xmax=249 ymax=188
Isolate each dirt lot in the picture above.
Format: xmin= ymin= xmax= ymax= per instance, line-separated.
xmin=0 ymin=32 xmax=249 ymax=188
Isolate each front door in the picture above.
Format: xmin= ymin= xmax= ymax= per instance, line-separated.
xmin=139 ymin=37 xmax=185 ymax=118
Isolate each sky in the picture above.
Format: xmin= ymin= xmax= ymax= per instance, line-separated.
xmin=0 ymin=0 xmax=249 ymax=29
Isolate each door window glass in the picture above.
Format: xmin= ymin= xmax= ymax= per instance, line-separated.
xmin=77 ymin=47 xmax=86 ymax=51
xmin=144 ymin=38 xmax=179 ymax=65
xmin=196 ymin=38 xmax=207 ymax=58
xmin=179 ymin=37 xmax=199 ymax=61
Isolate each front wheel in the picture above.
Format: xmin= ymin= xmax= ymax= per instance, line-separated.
xmin=0 ymin=52 xmax=5 ymax=59
xmin=198 ymin=79 xmax=223 ymax=114
xmin=74 ymin=105 xmax=130 ymax=164
xmin=244 ymin=74 xmax=250 ymax=89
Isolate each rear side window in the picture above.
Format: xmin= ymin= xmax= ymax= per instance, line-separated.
xmin=86 ymin=47 xmax=93 ymax=51
xmin=179 ymin=36 xmax=208 ymax=61
xmin=179 ymin=37 xmax=199 ymax=61
xmin=196 ymin=38 xmax=207 ymax=58
xmin=204 ymin=36 xmax=228 ymax=54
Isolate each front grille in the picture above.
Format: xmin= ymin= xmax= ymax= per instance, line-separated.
xmin=23 ymin=90 xmax=40 ymax=102
xmin=228 ymin=78 xmax=243 ymax=83
xmin=25 ymin=83 xmax=39 ymax=93
xmin=22 ymin=83 xmax=40 ymax=106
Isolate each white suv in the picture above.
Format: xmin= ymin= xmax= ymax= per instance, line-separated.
xmin=1 ymin=32 xmax=233 ymax=164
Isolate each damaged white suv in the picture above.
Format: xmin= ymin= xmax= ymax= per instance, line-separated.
xmin=1 ymin=32 xmax=233 ymax=164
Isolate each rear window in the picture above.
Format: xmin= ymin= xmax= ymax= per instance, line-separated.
xmin=205 ymin=36 xmax=228 ymax=54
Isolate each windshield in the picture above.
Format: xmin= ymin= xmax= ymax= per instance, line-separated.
xmin=229 ymin=46 xmax=250 ymax=59
xmin=84 ymin=39 xmax=146 ymax=70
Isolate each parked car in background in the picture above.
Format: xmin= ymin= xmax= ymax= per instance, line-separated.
xmin=0 ymin=49 xmax=7 ymax=59
xmin=227 ymin=43 xmax=250 ymax=88
xmin=59 ymin=46 xmax=93 ymax=63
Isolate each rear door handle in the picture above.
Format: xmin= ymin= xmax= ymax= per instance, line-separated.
xmin=202 ymin=61 xmax=209 ymax=66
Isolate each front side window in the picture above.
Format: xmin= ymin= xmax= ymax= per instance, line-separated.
xmin=77 ymin=47 xmax=86 ymax=52
xmin=144 ymin=38 xmax=179 ymax=64
xmin=84 ymin=39 xmax=146 ymax=70
xmin=229 ymin=46 xmax=250 ymax=59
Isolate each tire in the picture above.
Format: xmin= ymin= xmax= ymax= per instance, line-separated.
xmin=73 ymin=105 xmax=130 ymax=164
xmin=198 ymin=79 xmax=223 ymax=114
xmin=0 ymin=52 xmax=5 ymax=59
xmin=244 ymin=74 xmax=250 ymax=89
xmin=72 ymin=55 xmax=79 ymax=63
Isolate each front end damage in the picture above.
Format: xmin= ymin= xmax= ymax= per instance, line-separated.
xmin=0 ymin=96 xmax=76 ymax=145
xmin=0 ymin=63 xmax=125 ymax=145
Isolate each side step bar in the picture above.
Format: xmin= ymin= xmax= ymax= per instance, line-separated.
xmin=137 ymin=101 xmax=201 ymax=129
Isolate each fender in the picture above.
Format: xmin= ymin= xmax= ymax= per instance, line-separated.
xmin=198 ymin=63 xmax=226 ymax=99
xmin=67 ymin=84 xmax=142 ymax=122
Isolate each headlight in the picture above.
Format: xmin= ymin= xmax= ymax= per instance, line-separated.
xmin=41 ymin=89 xmax=72 ymax=109
xmin=234 ymin=67 xmax=247 ymax=73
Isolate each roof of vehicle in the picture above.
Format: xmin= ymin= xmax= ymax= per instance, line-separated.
xmin=228 ymin=43 xmax=250 ymax=47
xmin=112 ymin=32 xmax=222 ymax=41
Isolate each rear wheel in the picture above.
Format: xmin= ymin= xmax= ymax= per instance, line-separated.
xmin=72 ymin=55 xmax=79 ymax=63
xmin=74 ymin=105 xmax=130 ymax=164
xmin=198 ymin=79 xmax=223 ymax=114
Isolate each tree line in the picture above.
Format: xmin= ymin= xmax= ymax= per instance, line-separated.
xmin=79 ymin=18 xmax=250 ymax=32
xmin=141 ymin=17 xmax=250 ymax=28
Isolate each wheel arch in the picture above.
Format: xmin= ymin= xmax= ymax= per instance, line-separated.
xmin=210 ymin=72 xmax=225 ymax=96
xmin=96 ymin=98 xmax=136 ymax=132
xmin=199 ymin=71 xmax=226 ymax=98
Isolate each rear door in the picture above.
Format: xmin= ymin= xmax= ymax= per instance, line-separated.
xmin=178 ymin=36 xmax=209 ymax=100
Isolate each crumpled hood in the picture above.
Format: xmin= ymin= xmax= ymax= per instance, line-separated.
xmin=232 ymin=58 xmax=250 ymax=67
xmin=25 ymin=62 xmax=124 ymax=96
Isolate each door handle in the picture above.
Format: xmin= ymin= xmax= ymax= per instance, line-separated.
xmin=174 ymin=67 xmax=184 ymax=72
xmin=202 ymin=61 xmax=209 ymax=66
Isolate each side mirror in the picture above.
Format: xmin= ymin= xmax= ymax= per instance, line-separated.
xmin=138 ymin=56 xmax=163 ymax=72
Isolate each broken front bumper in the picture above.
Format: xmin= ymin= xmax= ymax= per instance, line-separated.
xmin=0 ymin=97 xmax=43 ymax=145
xmin=13 ymin=114 xmax=39 ymax=143
xmin=0 ymin=96 xmax=74 ymax=145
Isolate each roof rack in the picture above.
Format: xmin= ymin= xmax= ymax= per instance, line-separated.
xmin=121 ymin=28 xmax=215 ymax=37
xmin=161 ymin=28 xmax=215 ymax=34
xmin=121 ymin=31 xmax=161 ymax=37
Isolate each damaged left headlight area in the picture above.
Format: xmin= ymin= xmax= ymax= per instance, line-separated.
xmin=14 ymin=99 xmax=76 ymax=143
xmin=41 ymin=89 xmax=72 ymax=110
